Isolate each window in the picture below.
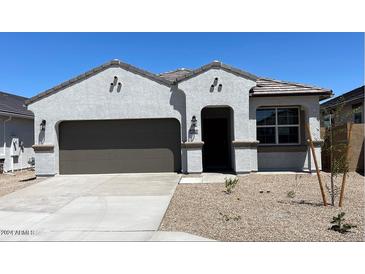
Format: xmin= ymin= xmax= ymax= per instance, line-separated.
xmin=352 ymin=104 xmax=363 ymax=124
xmin=256 ymin=107 xmax=300 ymax=145
xmin=323 ymin=114 xmax=331 ymax=128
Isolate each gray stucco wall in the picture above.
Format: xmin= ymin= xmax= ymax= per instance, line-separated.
xmin=0 ymin=115 xmax=34 ymax=172
xmin=250 ymin=96 xmax=322 ymax=171
xmin=28 ymin=65 xmax=324 ymax=175
xmin=178 ymin=68 xmax=257 ymax=173
xmin=28 ymin=66 xmax=181 ymax=175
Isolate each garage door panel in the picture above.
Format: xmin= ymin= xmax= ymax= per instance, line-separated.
xmin=59 ymin=119 xmax=181 ymax=174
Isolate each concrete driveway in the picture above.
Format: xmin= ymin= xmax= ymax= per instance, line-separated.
xmin=0 ymin=173 xmax=209 ymax=241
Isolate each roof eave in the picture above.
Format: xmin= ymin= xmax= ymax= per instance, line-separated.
xmin=0 ymin=110 xmax=34 ymax=119
xmin=250 ymin=90 xmax=333 ymax=100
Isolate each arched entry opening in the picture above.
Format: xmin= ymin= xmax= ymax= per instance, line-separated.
xmin=201 ymin=106 xmax=234 ymax=172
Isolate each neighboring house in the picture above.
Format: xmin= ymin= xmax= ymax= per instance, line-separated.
xmin=320 ymin=85 xmax=364 ymax=127
xmin=320 ymin=85 xmax=364 ymax=173
xmin=0 ymin=91 xmax=34 ymax=173
xmin=26 ymin=60 xmax=332 ymax=176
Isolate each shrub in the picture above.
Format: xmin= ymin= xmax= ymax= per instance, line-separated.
xmin=219 ymin=212 xmax=241 ymax=222
xmin=224 ymin=177 xmax=238 ymax=194
xmin=287 ymin=190 xmax=296 ymax=198
xmin=329 ymin=212 xmax=357 ymax=234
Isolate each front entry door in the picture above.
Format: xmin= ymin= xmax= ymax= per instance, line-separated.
xmin=201 ymin=107 xmax=232 ymax=172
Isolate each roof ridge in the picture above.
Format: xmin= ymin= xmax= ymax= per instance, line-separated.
xmin=174 ymin=61 xmax=259 ymax=83
xmin=159 ymin=68 xmax=192 ymax=75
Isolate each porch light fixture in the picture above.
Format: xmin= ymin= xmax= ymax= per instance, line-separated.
xmin=210 ymin=85 xmax=214 ymax=92
xmin=40 ymin=120 xmax=46 ymax=131
xmin=191 ymin=115 xmax=197 ymax=127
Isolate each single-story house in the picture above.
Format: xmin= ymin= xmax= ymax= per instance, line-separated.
xmin=321 ymin=85 xmax=364 ymax=127
xmin=26 ymin=60 xmax=332 ymax=176
xmin=0 ymin=91 xmax=34 ymax=173
xmin=320 ymin=85 xmax=364 ymax=173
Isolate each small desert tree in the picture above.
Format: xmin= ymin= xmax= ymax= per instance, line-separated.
xmin=321 ymin=97 xmax=351 ymax=206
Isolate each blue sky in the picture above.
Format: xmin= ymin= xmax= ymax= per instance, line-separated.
xmin=0 ymin=33 xmax=363 ymax=98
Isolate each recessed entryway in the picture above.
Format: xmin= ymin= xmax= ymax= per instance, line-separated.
xmin=201 ymin=107 xmax=233 ymax=172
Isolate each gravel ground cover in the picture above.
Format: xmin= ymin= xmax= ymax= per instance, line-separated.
xmin=159 ymin=172 xmax=364 ymax=241
xmin=0 ymin=170 xmax=41 ymax=197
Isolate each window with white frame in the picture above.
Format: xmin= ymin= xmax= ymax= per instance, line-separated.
xmin=256 ymin=107 xmax=300 ymax=145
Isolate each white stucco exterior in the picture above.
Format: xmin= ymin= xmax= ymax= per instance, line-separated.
xmin=27 ymin=61 xmax=325 ymax=176
xmin=0 ymin=115 xmax=34 ymax=172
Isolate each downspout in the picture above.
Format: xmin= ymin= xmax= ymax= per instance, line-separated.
xmin=3 ymin=116 xmax=12 ymax=172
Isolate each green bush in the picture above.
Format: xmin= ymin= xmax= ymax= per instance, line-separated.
xmin=219 ymin=212 xmax=241 ymax=222
xmin=287 ymin=190 xmax=296 ymax=198
xmin=329 ymin=212 xmax=356 ymax=234
xmin=224 ymin=177 xmax=238 ymax=194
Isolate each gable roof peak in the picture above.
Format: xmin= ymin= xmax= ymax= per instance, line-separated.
xmin=174 ymin=61 xmax=258 ymax=83
xmin=26 ymin=59 xmax=172 ymax=105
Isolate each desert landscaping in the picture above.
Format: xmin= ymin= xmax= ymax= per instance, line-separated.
xmin=0 ymin=170 xmax=40 ymax=197
xmin=160 ymin=172 xmax=364 ymax=241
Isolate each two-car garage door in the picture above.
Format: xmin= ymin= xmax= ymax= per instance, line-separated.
xmin=59 ymin=119 xmax=181 ymax=174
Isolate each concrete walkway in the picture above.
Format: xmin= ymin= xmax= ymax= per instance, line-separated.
xmin=180 ymin=172 xmax=238 ymax=184
xmin=0 ymin=173 xmax=210 ymax=241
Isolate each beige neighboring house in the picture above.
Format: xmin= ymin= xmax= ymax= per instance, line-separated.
xmin=321 ymin=85 xmax=364 ymax=126
xmin=0 ymin=91 xmax=34 ymax=173
xmin=320 ymin=85 xmax=364 ymax=173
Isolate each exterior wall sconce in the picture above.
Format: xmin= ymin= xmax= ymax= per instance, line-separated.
xmin=113 ymin=76 xmax=118 ymax=84
xmin=40 ymin=120 xmax=46 ymax=131
xmin=191 ymin=115 xmax=197 ymax=127
xmin=189 ymin=115 xmax=198 ymax=136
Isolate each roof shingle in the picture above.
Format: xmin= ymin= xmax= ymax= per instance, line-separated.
xmin=0 ymin=91 xmax=33 ymax=117
xmin=250 ymin=78 xmax=332 ymax=100
xmin=321 ymin=85 xmax=364 ymax=109
xmin=159 ymin=68 xmax=192 ymax=82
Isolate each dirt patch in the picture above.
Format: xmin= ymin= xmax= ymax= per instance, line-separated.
xmin=159 ymin=172 xmax=364 ymax=241
xmin=0 ymin=170 xmax=42 ymax=197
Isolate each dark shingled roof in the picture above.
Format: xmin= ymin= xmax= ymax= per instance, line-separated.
xmin=0 ymin=91 xmax=33 ymax=118
xmin=26 ymin=59 xmax=333 ymax=105
xmin=321 ymin=85 xmax=364 ymax=109
xmin=250 ymin=78 xmax=332 ymax=100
